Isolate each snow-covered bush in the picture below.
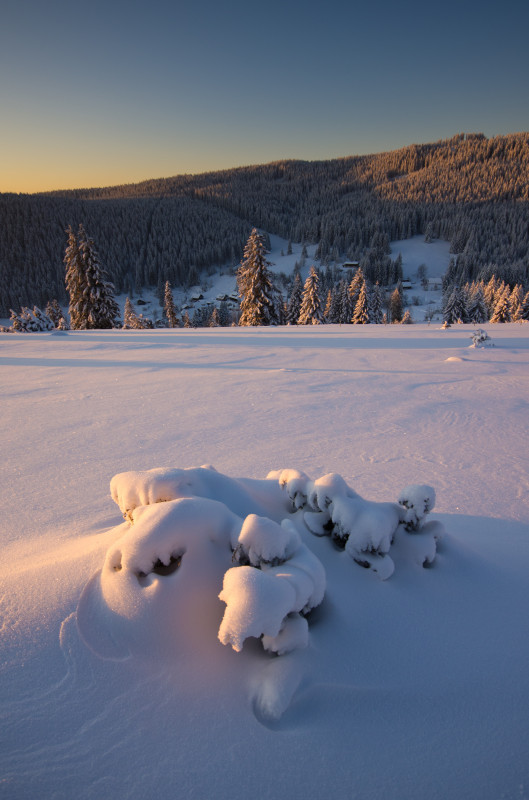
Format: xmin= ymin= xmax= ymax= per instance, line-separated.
xmin=272 ymin=469 xmax=443 ymax=580
xmin=9 ymin=306 xmax=54 ymax=332
xmin=470 ymin=328 xmax=493 ymax=348
xmin=89 ymin=465 xmax=443 ymax=665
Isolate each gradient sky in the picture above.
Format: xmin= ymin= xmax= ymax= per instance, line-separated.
xmin=2 ymin=0 xmax=529 ymax=193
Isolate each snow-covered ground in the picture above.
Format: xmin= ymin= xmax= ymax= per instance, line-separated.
xmin=1 ymin=323 xmax=529 ymax=800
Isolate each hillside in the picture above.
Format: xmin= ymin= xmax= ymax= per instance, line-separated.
xmin=1 ymin=132 xmax=529 ymax=315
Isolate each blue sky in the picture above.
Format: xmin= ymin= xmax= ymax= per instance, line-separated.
xmin=1 ymin=0 xmax=528 ymax=193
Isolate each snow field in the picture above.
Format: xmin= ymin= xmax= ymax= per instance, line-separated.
xmin=1 ymin=323 xmax=529 ymax=800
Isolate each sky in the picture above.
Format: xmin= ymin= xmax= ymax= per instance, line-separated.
xmin=1 ymin=0 xmax=529 ymax=194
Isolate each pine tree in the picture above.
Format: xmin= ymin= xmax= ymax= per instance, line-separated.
xmin=352 ymin=279 xmax=370 ymax=324
xmin=483 ymin=276 xmax=499 ymax=317
xmin=443 ymin=286 xmax=468 ymax=324
xmin=164 ymin=281 xmax=179 ymax=327
xmin=490 ymin=287 xmax=511 ymax=322
xmin=64 ymin=226 xmax=84 ymax=329
xmin=348 ymin=267 xmax=364 ymax=309
xmin=326 ymin=284 xmax=342 ymax=324
xmin=324 ymin=289 xmax=333 ymax=320
xmin=45 ymin=299 xmax=63 ymax=328
xmin=9 ymin=309 xmax=24 ymax=331
xmin=218 ymin=301 xmax=231 ymax=327
xmin=209 ymin=307 xmax=221 ymax=327
xmin=286 ymin=272 xmax=303 ymax=324
xmin=389 ymin=287 xmax=403 ymax=323
xmin=467 ymin=284 xmax=488 ymax=323
xmin=401 ymin=309 xmax=413 ymax=324
xmin=32 ymin=306 xmax=54 ymax=331
xmin=65 ymin=225 xmax=120 ymax=329
xmin=298 ymin=266 xmax=324 ymax=325
xmin=123 ymin=297 xmax=139 ymax=329
xmin=237 ymin=228 xmax=278 ymax=326
xmin=518 ymin=291 xmax=529 ymax=321
xmin=509 ymin=284 xmax=524 ymax=321
xmin=370 ymin=282 xmax=384 ymax=324
xmin=338 ymin=280 xmax=353 ymax=323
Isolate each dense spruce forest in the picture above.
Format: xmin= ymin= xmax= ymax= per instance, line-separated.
xmin=1 ymin=132 xmax=529 ymax=316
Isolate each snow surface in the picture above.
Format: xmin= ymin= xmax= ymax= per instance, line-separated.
xmin=1 ymin=323 xmax=529 ymax=800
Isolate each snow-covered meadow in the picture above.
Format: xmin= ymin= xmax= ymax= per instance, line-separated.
xmin=1 ymin=323 xmax=529 ymax=800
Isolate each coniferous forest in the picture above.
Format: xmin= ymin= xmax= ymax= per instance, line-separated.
xmin=1 ymin=132 xmax=529 ymax=317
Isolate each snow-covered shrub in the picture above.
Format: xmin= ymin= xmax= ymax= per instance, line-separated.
xmin=274 ymin=470 xmax=443 ymax=579
xmin=470 ymin=328 xmax=493 ymax=348
xmin=9 ymin=306 xmax=54 ymax=332
xmin=88 ymin=464 xmax=443 ymax=668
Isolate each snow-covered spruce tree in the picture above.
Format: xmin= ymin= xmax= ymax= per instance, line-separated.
xmin=209 ymin=307 xmax=221 ymax=327
xmin=467 ymin=284 xmax=488 ymax=323
xmin=123 ymin=297 xmax=140 ymax=329
xmin=324 ymin=289 xmax=333 ymax=320
xmin=45 ymin=299 xmax=63 ymax=328
xmin=370 ymin=281 xmax=384 ymax=324
xmin=9 ymin=309 xmax=25 ymax=331
xmin=518 ymin=290 xmax=529 ymax=321
xmin=509 ymin=284 xmax=524 ymax=321
xmin=64 ymin=225 xmax=84 ymax=329
xmin=490 ymin=286 xmax=511 ymax=322
xmin=338 ymin=279 xmax=353 ymax=323
xmin=388 ymin=286 xmax=403 ymax=323
xmin=65 ymin=225 xmax=120 ymax=329
xmin=237 ymin=228 xmax=279 ymax=326
xmin=348 ymin=267 xmax=365 ymax=310
xmin=286 ymin=272 xmax=303 ymax=324
xmin=218 ymin=301 xmax=231 ymax=327
xmin=163 ymin=281 xmax=179 ymax=327
xmin=298 ymin=266 xmax=324 ymax=325
xmin=443 ymin=285 xmax=468 ymax=324
xmin=352 ymin=279 xmax=370 ymax=324
xmin=32 ymin=306 xmax=54 ymax=330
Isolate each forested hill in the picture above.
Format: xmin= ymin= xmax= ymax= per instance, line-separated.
xmin=1 ymin=132 xmax=529 ymax=315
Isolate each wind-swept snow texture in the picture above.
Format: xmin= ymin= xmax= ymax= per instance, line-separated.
xmin=1 ymin=323 xmax=529 ymax=800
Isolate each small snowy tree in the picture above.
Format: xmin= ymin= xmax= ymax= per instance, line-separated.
xmin=164 ymin=281 xmax=179 ymax=327
xmin=389 ymin=287 xmax=403 ymax=323
xmin=348 ymin=267 xmax=364 ymax=309
xmin=45 ymin=299 xmax=63 ymax=328
xmin=123 ymin=297 xmax=139 ymax=329
xmin=370 ymin=282 xmax=384 ymax=324
xmin=286 ymin=272 xmax=303 ymax=324
xmin=490 ymin=287 xmax=511 ymax=323
xmin=443 ymin=286 xmax=468 ymax=324
xmin=237 ymin=228 xmax=278 ymax=326
xmin=352 ymin=279 xmax=370 ymax=324
xmin=467 ymin=285 xmax=488 ymax=324
xmin=298 ymin=266 xmax=324 ymax=325
xmin=65 ymin=225 xmax=120 ymax=329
